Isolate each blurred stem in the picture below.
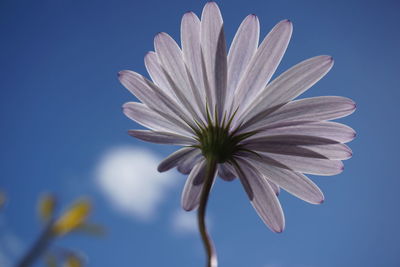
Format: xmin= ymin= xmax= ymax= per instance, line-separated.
xmin=198 ymin=157 xmax=218 ymax=267
xmin=16 ymin=220 xmax=54 ymax=267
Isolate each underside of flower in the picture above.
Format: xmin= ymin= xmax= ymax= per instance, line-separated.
xmin=194 ymin=109 xmax=256 ymax=163
xmin=120 ymin=1 xmax=356 ymax=235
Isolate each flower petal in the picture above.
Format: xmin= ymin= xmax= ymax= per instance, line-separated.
xmin=234 ymin=20 xmax=292 ymax=113
xmin=268 ymin=181 xmax=280 ymax=196
xmin=300 ymin=143 xmax=352 ymax=160
xmin=243 ymin=134 xmax=350 ymax=159
xmin=154 ymin=33 xmax=204 ymax=123
xmin=226 ymin=14 xmax=259 ymax=111
xmin=258 ymin=152 xmax=344 ymax=176
xmin=181 ymin=159 xmax=211 ymax=211
xmin=181 ymin=12 xmax=207 ymax=116
xmin=254 ymin=163 xmax=324 ymax=204
xmin=241 ymin=96 xmax=356 ymax=133
xmin=128 ymin=130 xmax=195 ymax=145
xmin=245 ymin=142 xmax=330 ymax=159
xmin=122 ymin=102 xmax=190 ymax=136
xmin=177 ymin=150 xmax=203 ymax=174
xmin=233 ymin=158 xmax=285 ymax=232
xmin=239 ymin=56 xmax=335 ymax=129
xmin=252 ymin=121 xmax=356 ymax=144
xmin=245 ymin=135 xmax=340 ymax=146
xmin=158 ymin=147 xmax=197 ymax=172
xmin=118 ymin=70 xmax=196 ymax=132
xmin=201 ymin=2 xmax=227 ymax=120
xmin=267 ymin=96 xmax=355 ymax=123
xmin=239 ymin=150 xmax=344 ymax=176
xmin=218 ymin=163 xmax=236 ymax=181
xmin=144 ymin=51 xmax=175 ymax=98
xmin=245 ymin=140 xmax=352 ymax=160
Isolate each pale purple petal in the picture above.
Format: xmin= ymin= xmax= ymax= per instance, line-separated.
xmin=181 ymin=159 xmax=207 ymax=211
xmin=181 ymin=12 xmax=207 ymax=117
xmin=238 ymin=150 xmax=343 ymax=176
xmin=258 ymin=152 xmax=344 ymax=176
xmin=251 ymin=121 xmax=356 ymax=144
xmin=300 ymin=143 xmax=352 ymax=160
xmin=201 ymin=2 xmax=227 ymax=120
xmin=158 ymin=147 xmax=197 ymax=172
xmin=248 ymin=141 xmax=353 ymax=160
xmin=218 ymin=163 xmax=236 ymax=181
xmin=226 ymin=14 xmax=259 ymax=111
xmin=177 ymin=150 xmax=203 ymax=174
xmin=144 ymin=51 xmax=175 ymax=98
xmin=254 ymin=163 xmax=324 ymax=204
xmin=154 ymin=33 xmax=205 ymax=123
xmin=128 ymin=130 xmax=196 ymax=145
xmin=238 ymin=56 xmax=335 ymax=129
xmin=122 ymin=102 xmax=190 ymax=136
xmin=240 ymin=96 xmax=356 ymax=133
xmin=244 ymin=142 xmax=332 ymax=159
xmin=118 ymin=70 xmax=196 ymax=131
xmin=265 ymin=96 xmax=355 ymax=124
xmin=233 ymin=158 xmax=285 ymax=232
xmin=234 ymin=20 xmax=292 ymax=114
xmin=268 ymin=181 xmax=280 ymax=196
xmin=243 ymin=134 xmax=347 ymax=159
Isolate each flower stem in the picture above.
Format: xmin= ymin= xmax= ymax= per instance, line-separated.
xmin=16 ymin=221 xmax=55 ymax=267
xmin=197 ymin=157 xmax=218 ymax=267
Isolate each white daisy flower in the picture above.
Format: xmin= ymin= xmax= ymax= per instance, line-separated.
xmin=119 ymin=0 xmax=355 ymax=237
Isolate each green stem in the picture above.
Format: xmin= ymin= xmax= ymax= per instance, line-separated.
xmin=16 ymin=221 xmax=55 ymax=267
xmin=197 ymin=157 xmax=218 ymax=267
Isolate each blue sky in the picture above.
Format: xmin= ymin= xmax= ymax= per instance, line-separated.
xmin=1 ymin=0 xmax=399 ymax=266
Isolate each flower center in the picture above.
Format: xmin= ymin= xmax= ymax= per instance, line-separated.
xmin=198 ymin=125 xmax=237 ymax=163
xmin=194 ymin=109 xmax=257 ymax=163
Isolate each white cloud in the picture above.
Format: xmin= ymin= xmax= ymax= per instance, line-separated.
xmin=95 ymin=146 xmax=177 ymax=220
xmin=171 ymin=209 xmax=198 ymax=234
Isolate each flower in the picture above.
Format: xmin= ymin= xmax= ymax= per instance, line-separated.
xmin=119 ymin=2 xmax=355 ymax=232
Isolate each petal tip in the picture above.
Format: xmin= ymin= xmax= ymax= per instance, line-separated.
xmin=279 ymin=19 xmax=293 ymax=28
xmin=145 ymin=51 xmax=154 ymax=57
xmin=157 ymin=165 xmax=165 ymax=173
xmin=182 ymin=205 xmax=195 ymax=212
xmin=321 ymin=55 xmax=334 ymax=64
xmin=203 ymin=1 xmax=221 ymax=15
xmin=183 ymin=11 xmax=196 ymax=19
xmin=117 ymin=70 xmax=126 ymax=78
xmin=154 ymin=32 xmax=167 ymax=42
xmin=205 ymin=1 xmax=217 ymax=7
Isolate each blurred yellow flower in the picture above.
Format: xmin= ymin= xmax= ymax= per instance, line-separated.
xmin=52 ymin=199 xmax=91 ymax=236
xmin=63 ymin=254 xmax=83 ymax=267
xmin=38 ymin=194 xmax=57 ymax=222
xmin=0 ymin=190 xmax=5 ymax=209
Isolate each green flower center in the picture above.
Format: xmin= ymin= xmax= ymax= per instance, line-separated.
xmin=193 ymin=109 xmax=257 ymax=164
xmin=198 ymin=125 xmax=237 ymax=163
